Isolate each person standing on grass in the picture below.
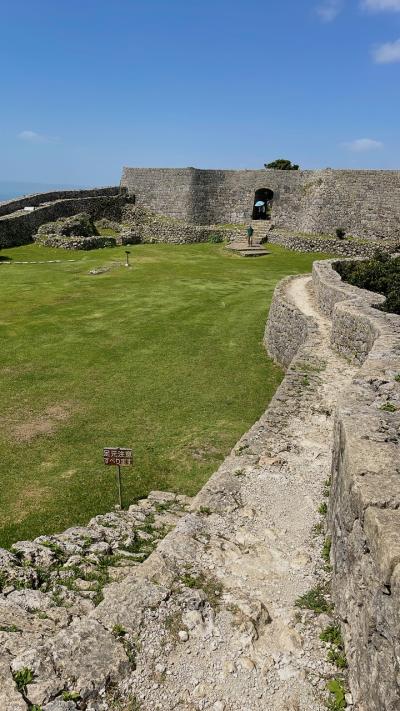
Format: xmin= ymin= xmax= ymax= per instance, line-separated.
xmin=247 ymin=224 xmax=254 ymax=247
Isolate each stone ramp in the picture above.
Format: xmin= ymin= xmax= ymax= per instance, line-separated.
xmin=227 ymin=244 xmax=269 ymax=257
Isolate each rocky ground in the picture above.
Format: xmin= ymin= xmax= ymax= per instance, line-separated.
xmin=0 ymin=276 xmax=359 ymax=711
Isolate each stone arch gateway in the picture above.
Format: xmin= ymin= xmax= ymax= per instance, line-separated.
xmin=252 ymin=187 xmax=274 ymax=220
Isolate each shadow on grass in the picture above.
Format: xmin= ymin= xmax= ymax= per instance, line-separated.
xmin=0 ymin=255 xmax=11 ymax=261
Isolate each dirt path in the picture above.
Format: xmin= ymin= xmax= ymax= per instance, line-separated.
xmin=124 ymin=276 xmax=358 ymax=710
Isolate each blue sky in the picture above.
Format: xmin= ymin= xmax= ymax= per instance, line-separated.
xmin=0 ymin=0 xmax=399 ymax=186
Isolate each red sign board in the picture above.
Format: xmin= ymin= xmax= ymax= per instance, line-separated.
xmin=103 ymin=447 xmax=133 ymax=466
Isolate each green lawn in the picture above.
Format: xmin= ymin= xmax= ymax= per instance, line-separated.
xmin=0 ymin=242 xmax=329 ymax=547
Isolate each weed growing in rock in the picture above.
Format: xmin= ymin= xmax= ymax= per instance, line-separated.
xmin=380 ymin=402 xmax=397 ymax=413
xmin=0 ymin=623 xmax=21 ymax=632
xmin=36 ymin=610 xmax=48 ymax=619
xmin=112 ymin=624 xmax=127 ymax=638
xmin=13 ymin=667 xmax=34 ymax=694
xmin=125 ymin=697 xmax=142 ymax=711
xmin=323 ymin=479 xmax=331 ymax=498
xmin=51 ymin=588 xmax=66 ymax=607
xmin=326 ymin=678 xmax=346 ymax=710
xmin=236 ymin=443 xmax=249 ymax=455
xmin=318 ymin=502 xmax=327 ymax=516
xmin=295 ymin=585 xmax=332 ymax=614
xmin=180 ymin=570 xmax=223 ymax=608
xmin=122 ymin=637 xmax=138 ymax=668
xmin=395 ymin=374 xmax=400 ymax=383
xmin=131 ymin=513 xmax=159 ymax=539
xmin=322 ymin=537 xmax=332 ymax=566
xmin=328 ymin=647 xmax=347 ymax=669
xmin=40 ymin=540 xmax=67 ymax=563
xmin=321 ymin=624 xmax=347 ymax=669
xmin=164 ymin=611 xmax=186 ymax=641
xmin=198 ymin=506 xmax=212 ymax=516
xmin=107 ymin=690 xmax=142 ymax=710
xmin=62 ymin=691 xmax=80 ymax=701
xmin=313 ymin=521 xmax=324 ymax=535
xmin=295 ymin=360 xmax=327 ymax=374
xmin=154 ymin=500 xmax=175 ymax=513
xmin=320 ymin=624 xmax=342 ymax=646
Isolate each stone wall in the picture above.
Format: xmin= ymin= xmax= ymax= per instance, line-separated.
xmin=268 ymin=230 xmax=397 ymax=258
xmin=0 ymin=187 xmax=120 ymax=217
xmin=264 ymin=275 xmax=316 ymax=368
xmin=121 ymin=205 xmax=241 ymax=244
xmin=312 ymin=260 xmax=400 ymax=710
xmin=121 ymin=167 xmax=400 ymax=241
xmin=0 ymin=192 xmax=126 ymax=248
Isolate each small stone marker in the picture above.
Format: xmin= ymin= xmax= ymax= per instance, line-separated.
xmin=103 ymin=447 xmax=133 ymax=508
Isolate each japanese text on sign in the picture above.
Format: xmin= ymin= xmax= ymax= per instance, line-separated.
xmin=103 ymin=447 xmax=133 ymax=466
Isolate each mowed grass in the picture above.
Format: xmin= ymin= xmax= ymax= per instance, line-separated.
xmin=0 ymin=242 xmax=329 ymax=547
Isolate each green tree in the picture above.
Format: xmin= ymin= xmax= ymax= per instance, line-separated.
xmin=264 ymin=159 xmax=300 ymax=170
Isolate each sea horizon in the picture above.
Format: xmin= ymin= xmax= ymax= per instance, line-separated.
xmin=0 ymin=180 xmax=84 ymax=203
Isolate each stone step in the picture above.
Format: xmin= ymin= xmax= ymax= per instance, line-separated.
xmin=226 ymin=242 xmax=269 ymax=257
xmin=237 ymin=249 xmax=269 ymax=257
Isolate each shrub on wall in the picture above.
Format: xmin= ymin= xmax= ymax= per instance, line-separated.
xmin=264 ymin=159 xmax=300 ymax=171
xmin=335 ymin=252 xmax=400 ymax=315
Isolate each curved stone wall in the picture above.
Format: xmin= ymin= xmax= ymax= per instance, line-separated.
xmin=264 ymin=275 xmax=316 ymax=368
xmin=0 ymin=187 xmax=120 ymax=217
xmin=312 ymin=260 xmax=400 ymax=711
xmin=0 ymin=189 xmax=125 ymax=248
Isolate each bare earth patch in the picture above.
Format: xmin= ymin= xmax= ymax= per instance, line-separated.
xmin=9 ymin=484 xmax=53 ymax=524
xmin=8 ymin=401 xmax=77 ymax=442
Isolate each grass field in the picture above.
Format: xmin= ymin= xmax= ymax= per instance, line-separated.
xmin=0 ymin=242 xmax=329 ymax=547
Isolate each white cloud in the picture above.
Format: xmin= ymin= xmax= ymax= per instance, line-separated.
xmin=17 ymin=130 xmax=58 ymax=144
xmin=373 ymin=38 xmax=400 ymax=62
xmin=342 ymin=138 xmax=384 ymax=151
xmin=316 ymin=0 xmax=343 ymax=21
xmin=362 ymin=0 xmax=400 ymax=11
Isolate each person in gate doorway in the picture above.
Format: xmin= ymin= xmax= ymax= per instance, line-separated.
xmin=247 ymin=224 xmax=254 ymax=247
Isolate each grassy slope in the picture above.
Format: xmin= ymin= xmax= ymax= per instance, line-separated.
xmin=0 ymin=243 xmax=329 ymax=547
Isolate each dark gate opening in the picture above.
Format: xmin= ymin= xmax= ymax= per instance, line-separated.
xmin=252 ymin=188 xmax=274 ymax=220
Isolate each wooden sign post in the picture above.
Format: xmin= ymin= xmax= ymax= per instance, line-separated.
xmin=103 ymin=447 xmax=133 ymax=509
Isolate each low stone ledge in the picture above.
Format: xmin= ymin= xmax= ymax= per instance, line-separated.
xmin=268 ymin=230 xmax=397 ymax=258
xmin=264 ymin=274 xmax=316 ymax=368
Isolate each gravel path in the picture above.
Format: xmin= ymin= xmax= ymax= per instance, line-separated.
xmin=116 ymin=275 xmax=359 ymax=711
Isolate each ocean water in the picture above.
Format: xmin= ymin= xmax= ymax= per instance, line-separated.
xmin=0 ymin=182 xmax=83 ymax=203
